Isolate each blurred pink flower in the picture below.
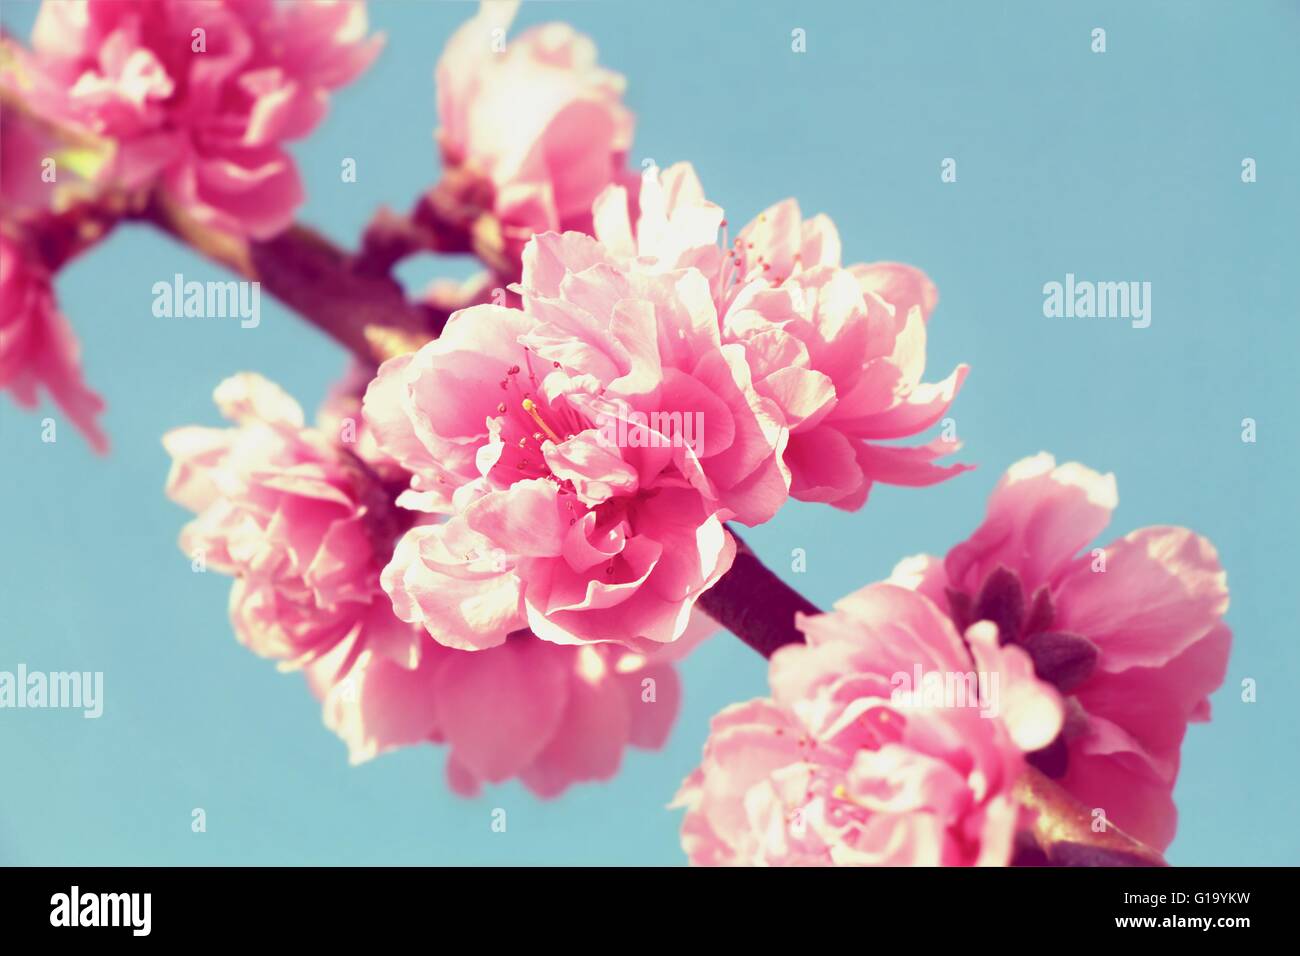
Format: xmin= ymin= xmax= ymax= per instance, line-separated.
xmin=594 ymin=163 xmax=969 ymax=509
xmin=316 ymin=360 xmax=407 ymax=481
xmin=673 ymin=583 xmax=1063 ymax=866
xmin=0 ymin=53 xmax=74 ymax=215
xmin=21 ymin=0 xmax=381 ymax=238
xmin=364 ymin=228 xmax=790 ymax=651
xmin=307 ymin=615 xmax=713 ymax=795
xmin=163 ymin=372 xmax=422 ymax=673
xmin=436 ymin=0 xmax=634 ymax=256
xmin=0 ymin=234 xmax=107 ymax=452
xmin=888 ymin=453 xmax=1232 ymax=851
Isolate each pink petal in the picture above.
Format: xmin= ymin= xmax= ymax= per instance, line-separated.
xmin=944 ymin=453 xmax=1116 ymax=595
xmin=851 ymin=261 xmax=939 ymax=324
xmin=520 ymin=647 xmax=632 ymax=796
xmin=434 ymin=637 xmax=571 ymax=783
xmin=1055 ymin=527 xmax=1229 ymax=672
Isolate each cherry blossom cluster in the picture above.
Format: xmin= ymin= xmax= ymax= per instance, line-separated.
xmin=0 ymin=1 xmax=1230 ymax=865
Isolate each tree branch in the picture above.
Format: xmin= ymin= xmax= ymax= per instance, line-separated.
xmin=353 ymin=169 xmax=514 ymax=281
xmin=698 ymin=528 xmax=820 ymax=658
xmin=139 ymin=194 xmax=437 ymax=364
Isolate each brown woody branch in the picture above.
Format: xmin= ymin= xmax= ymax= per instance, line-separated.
xmin=699 ymin=528 xmax=820 ymax=658
xmin=138 ymin=194 xmax=438 ymax=365
xmin=354 ymin=169 xmax=516 ymax=282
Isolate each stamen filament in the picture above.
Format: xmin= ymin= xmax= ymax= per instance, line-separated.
xmin=522 ymin=398 xmax=563 ymax=444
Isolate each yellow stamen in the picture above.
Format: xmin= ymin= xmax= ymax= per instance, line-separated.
xmin=522 ymin=398 xmax=562 ymax=444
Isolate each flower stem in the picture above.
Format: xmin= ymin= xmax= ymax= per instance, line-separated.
xmin=698 ymin=529 xmax=820 ymax=658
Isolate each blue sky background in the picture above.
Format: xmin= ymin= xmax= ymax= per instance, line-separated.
xmin=1 ymin=0 xmax=1297 ymax=865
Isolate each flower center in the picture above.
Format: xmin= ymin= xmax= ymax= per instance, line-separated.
xmin=492 ymin=351 xmax=585 ymax=481
xmin=715 ymin=213 xmax=796 ymax=307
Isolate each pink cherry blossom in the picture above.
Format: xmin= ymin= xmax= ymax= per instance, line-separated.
xmin=365 ymin=228 xmax=802 ymax=652
xmin=0 ymin=233 xmax=108 ymax=452
xmin=306 ymin=614 xmax=713 ymax=795
xmin=169 ymin=369 xmax=707 ymax=795
xmin=20 ymin=0 xmax=381 ymax=238
xmin=673 ymin=583 xmax=1063 ymax=866
xmin=435 ymin=0 xmax=634 ymax=257
xmin=888 ymin=453 xmax=1232 ymax=852
xmin=163 ymin=372 xmax=423 ymax=673
xmin=594 ymin=163 xmax=970 ymax=509
xmin=514 ymin=232 xmax=791 ymax=526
